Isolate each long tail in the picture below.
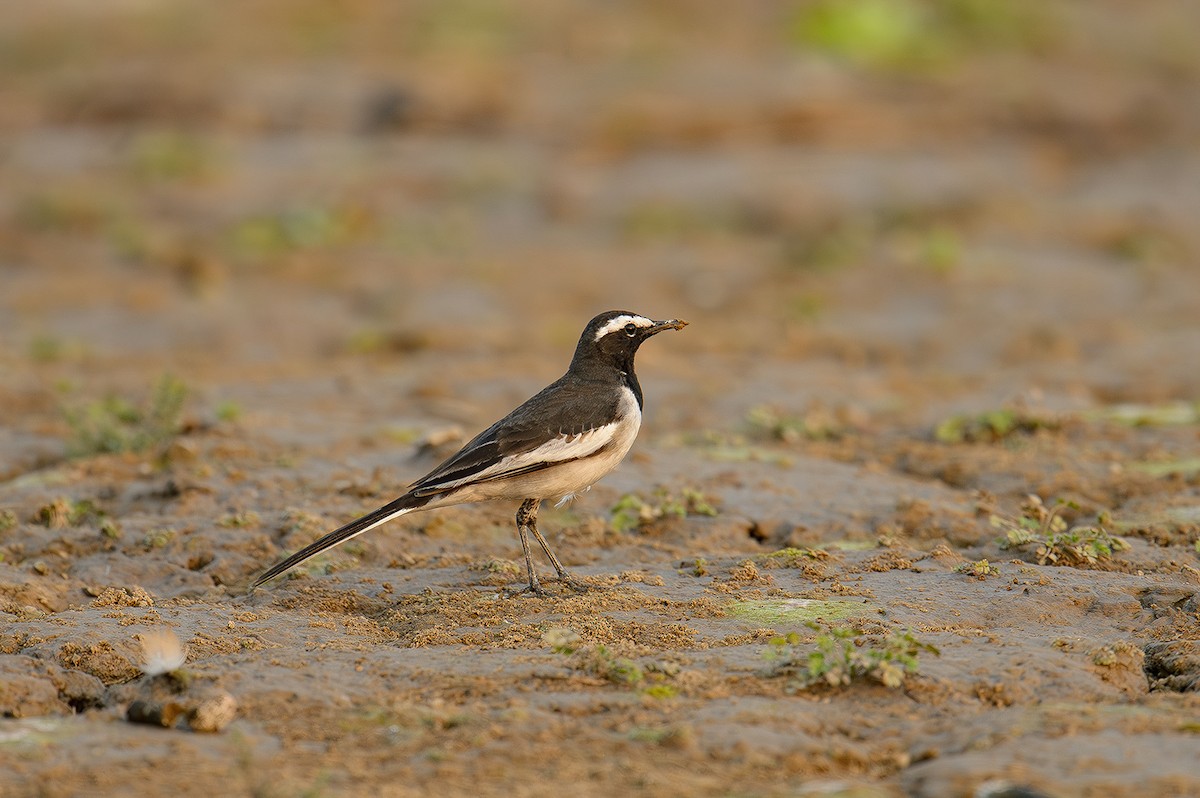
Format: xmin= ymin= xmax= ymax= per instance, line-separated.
xmin=251 ymin=493 xmax=428 ymax=589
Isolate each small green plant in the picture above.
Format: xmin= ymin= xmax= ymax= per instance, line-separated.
xmin=934 ymin=408 xmax=1057 ymax=444
xmin=1105 ymin=227 xmax=1185 ymax=268
xmin=993 ymin=495 xmax=1129 ymax=567
xmin=992 ymin=493 xmax=1065 ymax=548
xmin=0 ymin=510 xmax=17 ymax=533
xmin=765 ymin=624 xmax=939 ymax=689
xmin=214 ymin=401 xmax=242 ymax=423
xmin=1131 ymin=458 xmax=1200 ymax=478
xmin=786 ymin=0 xmax=1055 ymax=72
xmin=218 ymin=511 xmax=261 ymax=528
xmin=590 ymin=646 xmax=645 ymax=686
xmin=227 ymin=205 xmax=374 ymax=261
xmin=69 ymin=499 xmax=102 ymax=525
xmin=746 ymin=405 xmax=846 ymax=443
xmin=955 ymin=559 xmax=999 ymax=579
xmin=143 ymin=528 xmax=177 ymax=549
xmin=758 ymin=547 xmax=831 ymax=568
xmin=16 ymin=190 xmax=112 ymax=233
xmin=28 ymin=334 xmax=71 ymax=363
xmin=916 ymin=225 xmax=961 ymax=274
xmin=35 ymin=498 xmax=71 ymax=529
xmin=1086 ymin=401 xmax=1200 ymax=427
xmin=546 ymin=631 xmax=682 ymax=694
xmin=731 ymin=598 xmax=875 ymax=626
xmin=63 ymin=374 xmax=188 ymax=456
xmin=610 ymin=487 xmax=718 ymax=533
xmin=34 ymin=498 xmax=104 ymax=528
xmin=128 ymin=131 xmax=215 ymax=183
xmin=777 ymin=215 xmax=873 ymax=274
xmin=569 ymin=644 xmax=644 ymax=686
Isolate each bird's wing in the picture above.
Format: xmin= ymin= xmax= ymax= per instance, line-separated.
xmin=409 ymin=378 xmax=624 ymax=497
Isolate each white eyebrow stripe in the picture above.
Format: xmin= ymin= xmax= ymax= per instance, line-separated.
xmin=593 ymin=314 xmax=653 ymax=341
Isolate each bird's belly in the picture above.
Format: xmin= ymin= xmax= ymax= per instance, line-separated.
xmin=518 ymin=435 xmax=636 ymax=499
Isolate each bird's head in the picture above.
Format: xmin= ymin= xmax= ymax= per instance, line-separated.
xmin=574 ymin=310 xmax=688 ymax=368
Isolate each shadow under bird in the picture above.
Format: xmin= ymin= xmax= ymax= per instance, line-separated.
xmin=252 ymin=310 xmax=688 ymax=595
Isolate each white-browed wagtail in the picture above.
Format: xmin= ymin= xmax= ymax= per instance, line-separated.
xmin=252 ymin=310 xmax=688 ymax=595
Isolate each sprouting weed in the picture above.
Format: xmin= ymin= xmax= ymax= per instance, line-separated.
xmin=571 ymin=644 xmax=644 ymax=686
xmin=758 ymin=547 xmax=830 ymax=568
xmin=214 ymin=401 xmax=242 ymax=423
xmin=35 ymin=498 xmax=105 ymax=529
xmin=548 ymin=635 xmax=682 ymax=695
xmin=35 ymin=499 xmax=71 ymax=529
xmin=993 ymin=495 xmax=1128 ymax=567
xmin=764 ymin=624 xmax=939 ymax=689
xmin=745 ymin=404 xmax=849 ymax=442
xmin=218 ymin=511 xmax=261 ymax=528
xmin=611 ymin=487 xmax=718 ymax=533
xmin=955 ymin=559 xmax=1000 ymax=579
xmin=143 ymin=528 xmax=177 ymax=549
xmin=934 ymin=408 xmax=1057 ymax=444
xmin=63 ymin=374 xmax=188 ymax=457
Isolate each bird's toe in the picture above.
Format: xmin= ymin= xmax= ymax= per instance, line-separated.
xmin=505 ymin=581 xmax=551 ymax=599
xmin=554 ymin=575 xmax=602 ymax=594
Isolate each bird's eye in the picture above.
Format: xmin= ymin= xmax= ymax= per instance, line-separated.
xmin=624 ymin=323 xmax=638 ymax=337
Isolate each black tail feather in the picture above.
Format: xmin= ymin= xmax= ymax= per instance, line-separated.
xmin=251 ymin=492 xmax=427 ymax=589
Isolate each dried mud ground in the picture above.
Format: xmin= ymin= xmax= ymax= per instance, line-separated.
xmin=4 ymin=3 xmax=1200 ymax=797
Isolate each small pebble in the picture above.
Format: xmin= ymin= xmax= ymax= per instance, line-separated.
xmin=127 ymin=699 xmax=186 ymax=728
xmin=187 ymin=692 xmax=238 ymax=733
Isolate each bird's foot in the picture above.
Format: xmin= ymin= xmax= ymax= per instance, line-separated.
xmin=550 ymin=574 xmax=600 ymax=594
xmin=504 ymin=580 xmax=551 ymax=599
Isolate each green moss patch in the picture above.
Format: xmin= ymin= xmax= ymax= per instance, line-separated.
xmin=728 ymin=598 xmax=878 ymax=627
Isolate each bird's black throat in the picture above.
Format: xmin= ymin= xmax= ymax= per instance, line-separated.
xmin=620 ymin=366 xmax=643 ymax=409
xmin=569 ymin=345 xmax=644 ymax=409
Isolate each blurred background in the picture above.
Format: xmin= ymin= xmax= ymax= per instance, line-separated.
xmin=5 ymin=7 xmax=1200 ymax=792
xmin=2 ymin=0 xmax=1199 ymax=472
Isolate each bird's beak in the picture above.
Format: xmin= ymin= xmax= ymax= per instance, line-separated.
xmin=646 ymin=319 xmax=689 ymax=336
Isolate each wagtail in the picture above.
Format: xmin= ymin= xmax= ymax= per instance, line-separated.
xmin=252 ymin=310 xmax=688 ymax=595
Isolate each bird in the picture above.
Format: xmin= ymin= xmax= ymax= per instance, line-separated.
xmin=252 ymin=310 xmax=688 ymax=595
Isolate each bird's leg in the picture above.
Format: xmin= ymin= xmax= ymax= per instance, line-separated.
xmin=508 ymin=499 xmax=546 ymax=597
xmin=524 ymin=499 xmax=590 ymax=593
